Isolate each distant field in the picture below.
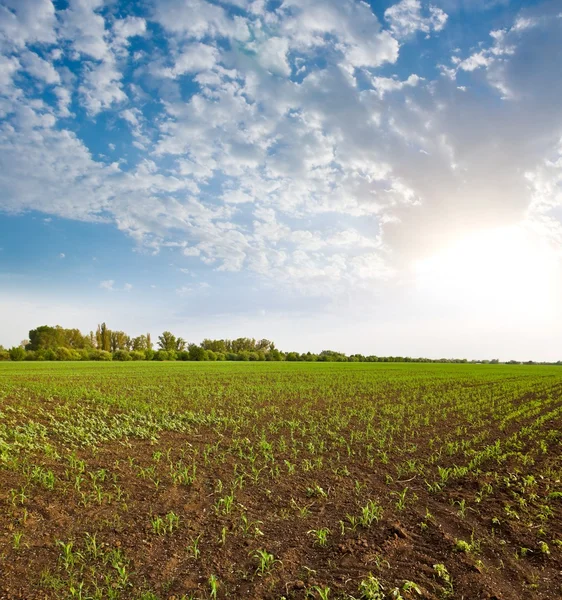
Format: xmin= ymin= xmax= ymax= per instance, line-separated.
xmin=0 ymin=362 xmax=561 ymax=599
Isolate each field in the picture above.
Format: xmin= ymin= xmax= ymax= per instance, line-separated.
xmin=0 ymin=362 xmax=561 ymax=600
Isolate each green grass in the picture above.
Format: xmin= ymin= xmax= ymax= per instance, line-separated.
xmin=1 ymin=361 xmax=561 ymax=599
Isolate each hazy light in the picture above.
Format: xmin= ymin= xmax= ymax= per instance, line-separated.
xmin=413 ymin=225 xmax=558 ymax=319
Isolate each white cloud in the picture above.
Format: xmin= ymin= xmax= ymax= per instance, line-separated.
xmin=152 ymin=0 xmax=250 ymax=41
xmin=79 ymin=58 xmax=127 ymax=115
xmin=100 ymin=279 xmax=115 ymax=291
xmin=280 ymin=0 xmax=400 ymax=69
xmin=59 ymin=0 xmax=109 ymax=61
xmin=371 ymin=73 xmax=423 ymax=98
xmin=54 ymin=86 xmax=72 ymax=116
xmin=256 ymin=36 xmax=291 ymax=76
xmin=0 ymin=0 xmax=561 ymax=307
xmin=0 ymin=54 xmax=20 ymax=94
xmin=0 ymin=0 xmax=58 ymax=51
xmin=112 ymin=16 xmax=147 ymax=46
xmin=156 ymin=42 xmax=219 ymax=78
xmin=176 ymin=281 xmax=211 ymax=297
xmin=20 ymin=50 xmax=60 ymax=85
xmin=385 ymin=0 xmax=448 ymax=39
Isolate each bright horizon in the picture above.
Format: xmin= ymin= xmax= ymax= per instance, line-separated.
xmin=1 ymin=0 xmax=561 ymax=361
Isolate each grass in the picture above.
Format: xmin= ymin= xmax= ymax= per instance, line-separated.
xmin=0 ymin=361 xmax=561 ymax=599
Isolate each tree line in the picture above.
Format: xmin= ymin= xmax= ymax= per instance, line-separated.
xmin=0 ymin=324 xmax=559 ymax=364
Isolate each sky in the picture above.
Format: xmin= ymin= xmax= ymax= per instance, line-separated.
xmin=0 ymin=0 xmax=561 ymax=360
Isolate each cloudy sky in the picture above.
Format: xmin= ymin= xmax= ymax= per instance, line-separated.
xmin=1 ymin=0 xmax=561 ymax=360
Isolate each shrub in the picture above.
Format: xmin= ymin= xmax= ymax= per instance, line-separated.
xmin=88 ymin=349 xmax=113 ymax=361
xmin=113 ymin=349 xmax=132 ymax=361
xmin=188 ymin=344 xmax=206 ymax=361
xmin=130 ymin=350 xmax=146 ymax=361
xmin=42 ymin=348 xmax=57 ymax=361
xmin=154 ymin=350 xmax=170 ymax=361
xmin=9 ymin=347 xmax=26 ymax=361
xmin=55 ymin=347 xmax=76 ymax=361
xmin=0 ymin=349 xmax=10 ymax=361
xmin=266 ymin=349 xmax=283 ymax=361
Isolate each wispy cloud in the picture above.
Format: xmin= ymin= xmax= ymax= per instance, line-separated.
xmin=0 ymin=0 xmax=560 ymax=304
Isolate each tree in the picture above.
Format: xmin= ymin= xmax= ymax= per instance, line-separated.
xmin=113 ymin=349 xmax=132 ymax=361
xmin=175 ymin=337 xmax=187 ymax=352
xmin=26 ymin=325 xmax=89 ymax=350
xmin=26 ymin=325 xmax=62 ymax=350
xmin=188 ymin=343 xmax=205 ymax=361
xmin=9 ymin=346 xmax=26 ymax=361
xmin=231 ymin=337 xmax=256 ymax=353
xmin=256 ymin=339 xmax=274 ymax=352
xmin=99 ymin=323 xmax=111 ymax=352
xmin=201 ymin=339 xmax=228 ymax=353
xmin=132 ymin=335 xmax=148 ymax=351
xmin=158 ymin=331 xmax=176 ymax=352
xmin=110 ymin=331 xmax=129 ymax=352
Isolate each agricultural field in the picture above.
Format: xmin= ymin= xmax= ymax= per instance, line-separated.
xmin=0 ymin=362 xmax=561 ymax=600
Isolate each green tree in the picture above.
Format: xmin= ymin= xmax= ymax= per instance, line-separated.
xmin=26 ymin=325 xmax=63 ymax=350
xmin=9 ymin=347 xmax=26 ymax=361
xmin=110 ymin=331 xmax=130 ymax=352
xmin=158 ymin=331 xmax=177 ymax=352
xmin=132 ymin=335 xmax=148 ymax=351
xmin=99 ymin=323 xmax=111 ymax=352
xmin=188 ymin=343 xmax=205 ymax=361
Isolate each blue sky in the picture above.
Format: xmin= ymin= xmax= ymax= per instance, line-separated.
xmin=1 ymin=0 xmax=561 ymax=359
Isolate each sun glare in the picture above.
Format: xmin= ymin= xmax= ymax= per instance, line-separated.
xmin=413 ymin=225 xmax=558 ymax=319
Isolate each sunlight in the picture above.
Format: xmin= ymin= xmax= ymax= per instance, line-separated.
xmin=413 ymin=225 xmax=558 ymax=318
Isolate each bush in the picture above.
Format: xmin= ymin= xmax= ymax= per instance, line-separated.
xmin=43 ymin=348 xmax=57 ymax=361
xmin=188 ymin=344 xmax=205 ymax=361
xmin=55 ymin=347 xmax=80 ymax=361
xmin=113 ymin=349 xmax=132 ymax=361
xmin=177 ymin=351 xmax=190 ymax=361
xmin=9 ymin=347 xmax=26 ymax=361
xmin=266 ymin=349 xmax=283 ymax=361
xmin=24 ymin=350 xmax=37 ymax=361
xmin=154 ymin=350 xmax=170 ymax=361
xmin=144 ymin=349 xmax=155 ymax=361
xmin=130 ymin=350 xmax=145 ymax=361
xmin=0 ymin=349 xmax=10 ymax=361
xmin=88 ymin=349 xmax=113 ymax=361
